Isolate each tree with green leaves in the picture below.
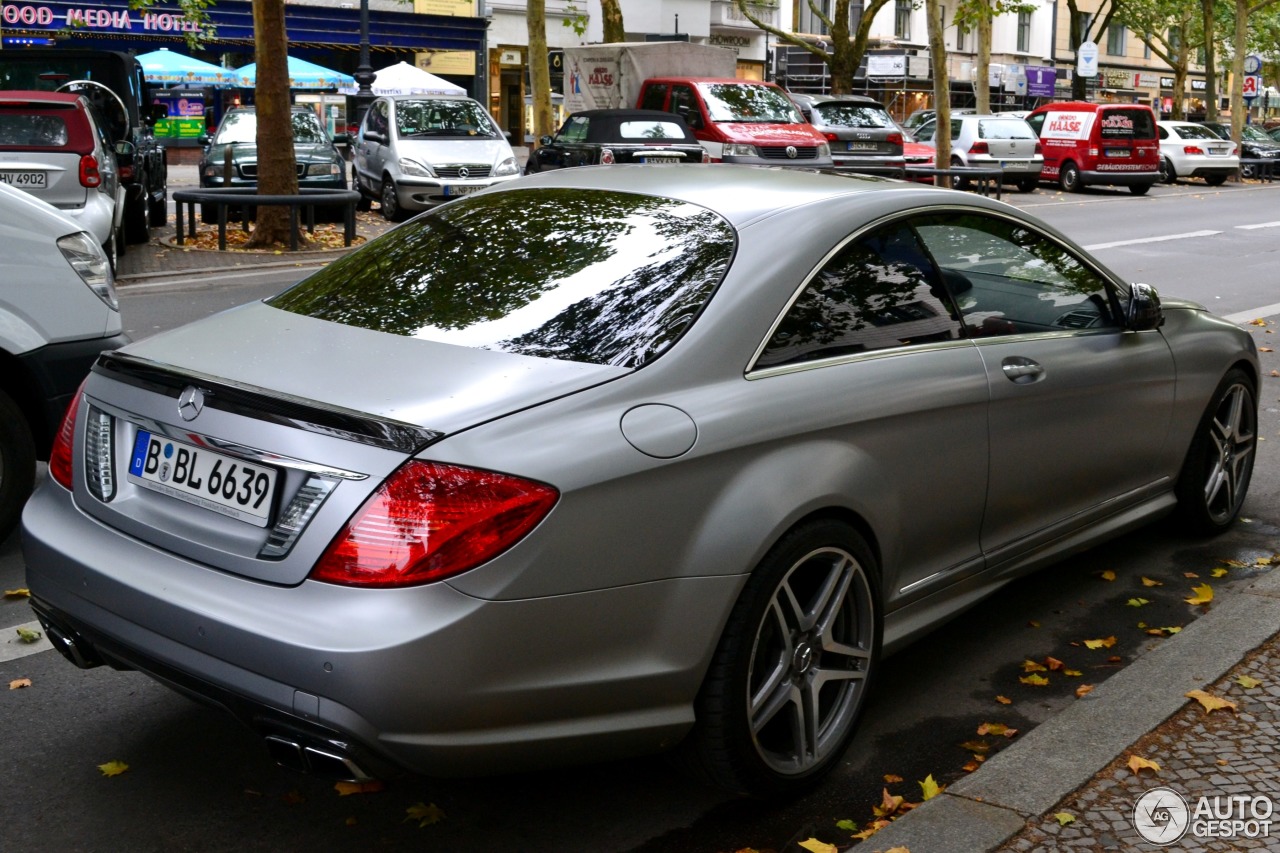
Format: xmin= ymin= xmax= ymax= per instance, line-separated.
xmin=952 ymin=0 xmax=1036 ymax=113
xmin=1065 ymin=0 xmax=1122 ymax=100
xmin=1118 ymin=0 xmax=1203 ymax=119
xmin=733 ymin=0 xmax=893 ymax=95
xmin=1228 ymin=0 xmax=1280 ymax=141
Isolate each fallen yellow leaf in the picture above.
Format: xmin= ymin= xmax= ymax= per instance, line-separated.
xmin=798 ymin=839 xmax=837 ymax=853
xmin=1184 ymin=572 xmax=1200 ymax=578
xmin=920 ymin=774 xmax=942 ymax=801
xmin=884 ymin=848 xmax=911 ymax=853
xmin=1020 ymin=673 xmax=1049 ymax=686
xmin=1261 ymin=347 xmax=1275 ymax=353
xmin=1127 ymin=598 xmax=1150 ymax=607
xmin=1187 ymin=689 xmax=1237 ymax=714
xmin=97 ymin=760 xmax=129 ymax=777
xmin=1064 ymin=669 xmax=1083 ymax=677
xmin=1141 ymin=577 xmax=1163 ymax=587
xmin=1100 ymin=570 xmax=1117 ymax=581
xmin=3 ymin=588 xmax=30 ymax=598
xmin=1055 ymin=812 xmax=1076 ymax=826
xmin=1028 ymin=620 xmax=1041 ymax=628
xmin=873 ymin=788 xmax=905 ymax=818
xmin=15 ymin=627 xmax=41 ymax=644
xmin=1249 ymin=318 xmax=1268 ymax=326
xmin=9 ymin=678 xmax=32 ymax=690
xmin=976 ymin=723 xmax=1018 ymax=738
xmin=1212 ymin=568 xmax=1229 ymax=578
xmin=1022 ymin=659 xmax=1047 ymax=672
xmin=851 ymin=820 xmax=890 ymax=840
xmin=1075 ymin=684 xmax=1094 ymax=698
xmin=1185 ymin=583 xmax=1214 ymax=606
xmin=1045 ymin=656 xmax=1064 ymax=671
xmin=1236 ymin=675 xmax=1262 ymax=689
xmin=1084 ymin=636 xmax=1117 ymax=649
xmin=995 ymin=695 xmax=1012 ymax=705
xmin=883 ymin=773 xmax=903 ymax=783
xmin=405 ymin=801 xmax=446 ymax=827
xmin=959 ymin=739 xmax=991 ymax=753
xmin=1128 ymin=755 xmax=1160 ymax=776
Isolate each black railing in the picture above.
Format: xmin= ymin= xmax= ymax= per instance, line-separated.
xmin=171 ymin=188 xmax=362 ymax=252
xmin=1238 ymin=158 xmax=1277 ymax=182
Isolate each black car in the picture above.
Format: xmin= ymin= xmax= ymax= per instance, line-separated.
xmin=1200 ymin=121 xmax=1280 ymax=178
xmin=525 ymin=109 xmax=707 ymax=173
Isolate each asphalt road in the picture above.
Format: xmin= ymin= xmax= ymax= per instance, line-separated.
xmin=2 ymin=179 xmax=1279 ymax=853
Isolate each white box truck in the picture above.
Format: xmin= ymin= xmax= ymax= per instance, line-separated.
xmin=562 ymin=42 xmax=737 ymax=112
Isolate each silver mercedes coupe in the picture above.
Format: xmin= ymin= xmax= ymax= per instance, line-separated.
xmin=22 ymin=165 xmax=1258 ymax=797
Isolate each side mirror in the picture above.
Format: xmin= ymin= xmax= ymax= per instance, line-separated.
xmin=332 ymin=132 xmax=350 ymax=145
xmin=147 ymin=104 xmax=169 ymax=126
xmin=539 ymin=134 xmax=553 ymax=146
xmin=113 ymin=139 xmax=135 ymax=158
xmin=365 ymin=130 xmax=385 ymax=144
xmin=198 ymin=134 xmax=212 ymax=147
xmin=1126 ymin=282 xmax=1164 ymax=331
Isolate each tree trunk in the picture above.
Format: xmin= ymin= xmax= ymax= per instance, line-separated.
xmin=245 ymin=0 xmax=300 ymax=249
xmin=1172 ymin=66 xmax=1188 ymax=120
xmin=926 ymin=0 xmax=952 ymax=186
xmin=975 ymin=0 xmax=992 ymax=112
xmin=600 ymin=0 xmax=626 ymax=43
xmin=828 ymin=0 xmax=854 ymax=95
xmin=527 ymin=0 xmax=553 ymax=147
xmin=1202 ymin=0 xmax=1217 ymax=120
xmin=1230 ymin=0 xmax=1246 ymax=142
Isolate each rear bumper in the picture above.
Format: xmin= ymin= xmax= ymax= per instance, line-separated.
xmin=54 ymin=192 xmax=115 ymax=245
xmin=1079 ymin=169 xmax=1159 ymax=186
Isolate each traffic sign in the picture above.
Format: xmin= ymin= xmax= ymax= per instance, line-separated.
xmin=1077 ymin=41 xmax=1099 ymax=78
xmin=1244 ymin=74 xmax=1261 ymax=100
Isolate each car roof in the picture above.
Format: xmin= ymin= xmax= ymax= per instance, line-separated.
xmin=502 ymin=163 xmax=965 ymax=229
xmin=569 ymin=109 xmax=690 ymax=121
xmin=791 ymin=93 xmax=883 ymax=105
xmin=0 ymin=90 xmax=87 ymax=106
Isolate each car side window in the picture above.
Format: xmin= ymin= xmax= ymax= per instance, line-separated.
xmin=639 ymin=84 xmax=668 ymax=111
xmin=913 ymin=213 xmax=1120 ymax=337
xmin=558 ymin=115 xmax=589 ymax=143
xmin=1157 ymin=125 xmax=1169 ymax=140
xmin=670 ymin=86 xmax=699 ymax=123
xmin=756 ymin=223 xmax=964 ymax=369
xmin=1025 ymin=113 xmax=1044 ymax=136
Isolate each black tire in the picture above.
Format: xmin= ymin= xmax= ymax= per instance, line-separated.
xmin=1205 ymin=174 xmax=1228 ymax=187
xmin=356 ymin=193 xmax=372 ymax=212
xmin=1016 ymin=177 xmax=1038 ymax=193
xmin=1129 ymin=183 xmax=1152 ymax=196
xmin=150 ymin=186 xmax=167 ymax=228
xmin=124 ymin=189 xmax=150 ymax=244
xmin=950 ymin=157 xmax=970 ymax=190
xmin=1242 ymin=163 xmax=1257 ymax=179
xmin=1060 ymin=162 xmax=1082 ymax=192
xmin=680 ymin=519 xmax=881 ymax=797
xmin=380 ymin=177 xmax=404 ymax=222
xmin=1175 ymin=369 xmax=1257 ymax=534
xmin=1159 ymin=157 xmax=1176 ymax=184
xmin=0 ymin=388 xmax=36 ymax=543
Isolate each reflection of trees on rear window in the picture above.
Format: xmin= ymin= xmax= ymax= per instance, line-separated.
xmin=698 ymin=84 xmax=801 ymax=123
xmin=978 ymin=120 xmax=1037 ymax=140
xmin=757 ymin=224 xmax=962 ymax=368
xmin=0 ymin=114 xmax=68 ymax=147
xmin=813 ymin=104 xmax=893 ymax=128
xmin=1099 ymin=109 xmax=1155 ymax=139
xmin=217 ymin=110 xmax=329 ymax=144
xmin=269 ymin=188 xmax=734 ymax=369
xmin=616 ymin=121 xmax=687 ymax=140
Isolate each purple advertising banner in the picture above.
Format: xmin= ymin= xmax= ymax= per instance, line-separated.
xmin=1026 ymin=66 xmax=1057 ymax=98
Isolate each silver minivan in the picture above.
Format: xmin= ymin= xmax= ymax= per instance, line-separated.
xmin=354 ymin=95 xmax=521 ymax=221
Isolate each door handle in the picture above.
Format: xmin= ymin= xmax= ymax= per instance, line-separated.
xmin=1001 ymin=357 xmax=1045 ymax=384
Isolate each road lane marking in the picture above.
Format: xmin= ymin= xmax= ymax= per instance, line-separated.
xmin=1225 ymin=303 xmax=1280 ymax=324
xmin=1235 ymin=221 xmax=1280 ymax=230
xmin=1083 ymin=230 xmax=1221 ymax=250
xmin=1 ymin=620 xmax=52 ymax=662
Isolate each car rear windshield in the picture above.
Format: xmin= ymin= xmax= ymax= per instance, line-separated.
xmin=697 ymin=83 xmax=802 ymax=124
xmin=268 ymin=188 xmax=734 ymax=369
xmin=1099 ymin=109 xmax=1156 ymax=139
xmin=977 ymin=119 xmax=1037 ymax=140
xmin=812 ymin=103 xmax=894 ymax=129
xmin=1171 ymin=124 xmax=1220 ymax=141
xmin=216 ymin=110 xmax=329 ymax=144
xmin=615 ymin=120 xmax=692 ymax=141
xmin=0 ymin=109 xmax=73 ymax=149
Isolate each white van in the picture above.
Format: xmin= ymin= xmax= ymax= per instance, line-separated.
xmin=353 ymin=95 xmax=522 ymax=221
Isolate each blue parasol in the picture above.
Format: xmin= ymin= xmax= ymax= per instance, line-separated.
xmin=233 ymin=56 xmax=355 ymax=90
xmin=136 ymin=49 xmax=238 ymax=87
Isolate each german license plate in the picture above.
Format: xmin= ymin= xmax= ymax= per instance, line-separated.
xmin=127 ymin=430 xmax=277 ymax=526
xmin=846 ymin=142 xmax=877 ymax=151
xmin=0 ymin=171 xmax=47 ymax=188
xmin=1209 ymin=146 xmax=1228 ymax=155
xmin=640 ymin=156 xmax=679 ymax=164
xmin=444 ymin=184 xmax=482 ymax=197
xmin=1105 ymin=148 xmax=1128 ymax=157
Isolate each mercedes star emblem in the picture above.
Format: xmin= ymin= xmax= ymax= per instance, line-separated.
xmin=177 ymin=386 xmax=205 ymax=422
xmin=458 ymin=166 xmax=470 ymax=179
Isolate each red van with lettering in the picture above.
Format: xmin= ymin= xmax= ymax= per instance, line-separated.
xmin=636 ymin=77 xmax=834 ymax=169
xmin=1025 ymin=102 xmax=1159 ymax=194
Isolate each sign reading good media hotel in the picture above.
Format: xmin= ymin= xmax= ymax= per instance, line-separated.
xmin=1 ymin=2 xmax=202 ymax=32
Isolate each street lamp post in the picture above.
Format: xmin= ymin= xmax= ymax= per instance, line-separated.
xmin=352 ymin=0 xmax=376 ymax=127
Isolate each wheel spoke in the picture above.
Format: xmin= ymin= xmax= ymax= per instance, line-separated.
xmin=811 ymin=555 xmax=854 ymax=639
xmin=750 ymin=663 xmax=798 ymax=734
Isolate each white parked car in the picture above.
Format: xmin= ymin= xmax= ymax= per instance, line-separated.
xmin=914 ymin=113 xmax=1044 ymax=193
xmin=0 ymin=91 xmax=126 ymax=270
xmin=0 ymin=181 xmax=128 ymax=540
xmin=1157 ymin=121 xmax=1238 ymax=186
xmin=353 ymin=95 xmax=522 ymax=221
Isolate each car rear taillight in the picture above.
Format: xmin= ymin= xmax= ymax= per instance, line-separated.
xmin=824 ymin=132 xmax=839 ymax=142
xmin=1034 ymin=141 xmax=1043 ymax=155
xmin=118 ymin=163 xmax=134 ymax=181
xmin=310 ymin=460 xmax=559 ymax=587
xmin=600 ymin=147 xmax=615 ymax=165
xmin=1184 ymin=146 xmax=1205 ymax=155
xmin=49 ymin=378 xmax=87 ymax=490
xmin=887 ymin=132 xmax=903 ymax=146
xmin=79 ymin=154 xmax=101 ymax=188
xmin=969 ymin=141 xmax=989 ymax=154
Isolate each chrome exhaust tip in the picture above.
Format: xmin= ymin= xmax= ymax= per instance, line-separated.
xmin=264 ymin=734 xmax=375 ymax=782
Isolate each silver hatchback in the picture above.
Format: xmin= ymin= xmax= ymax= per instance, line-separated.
xmin=353 ymin=94 xmax=521 ymax=221
xmin=916 ymin=113 xmax=1044 ymax=192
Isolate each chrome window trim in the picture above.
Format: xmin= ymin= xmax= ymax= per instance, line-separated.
xmin=744 ymin=203 xmax=1129 ymax=378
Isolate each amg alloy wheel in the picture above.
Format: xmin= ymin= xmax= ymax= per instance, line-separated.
xmin=1177 ymin=369 xmax=1257 ymax=533
xmin=685 ymin=520 xmax=880 ymax=796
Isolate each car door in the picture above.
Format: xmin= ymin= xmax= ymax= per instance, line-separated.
xmin=913 ymin=211 xmax=1176 ymax=566
xmin=355 ymin=98 xmax=390 ymax=195
xmin=751 ymin=219 xmax=990 ymax=605
xmin=537 ymin=115 xmax=589 ymax=170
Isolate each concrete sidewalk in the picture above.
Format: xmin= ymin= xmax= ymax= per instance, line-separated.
xmin=865 ymin=567 xmax=1280 ymax=853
